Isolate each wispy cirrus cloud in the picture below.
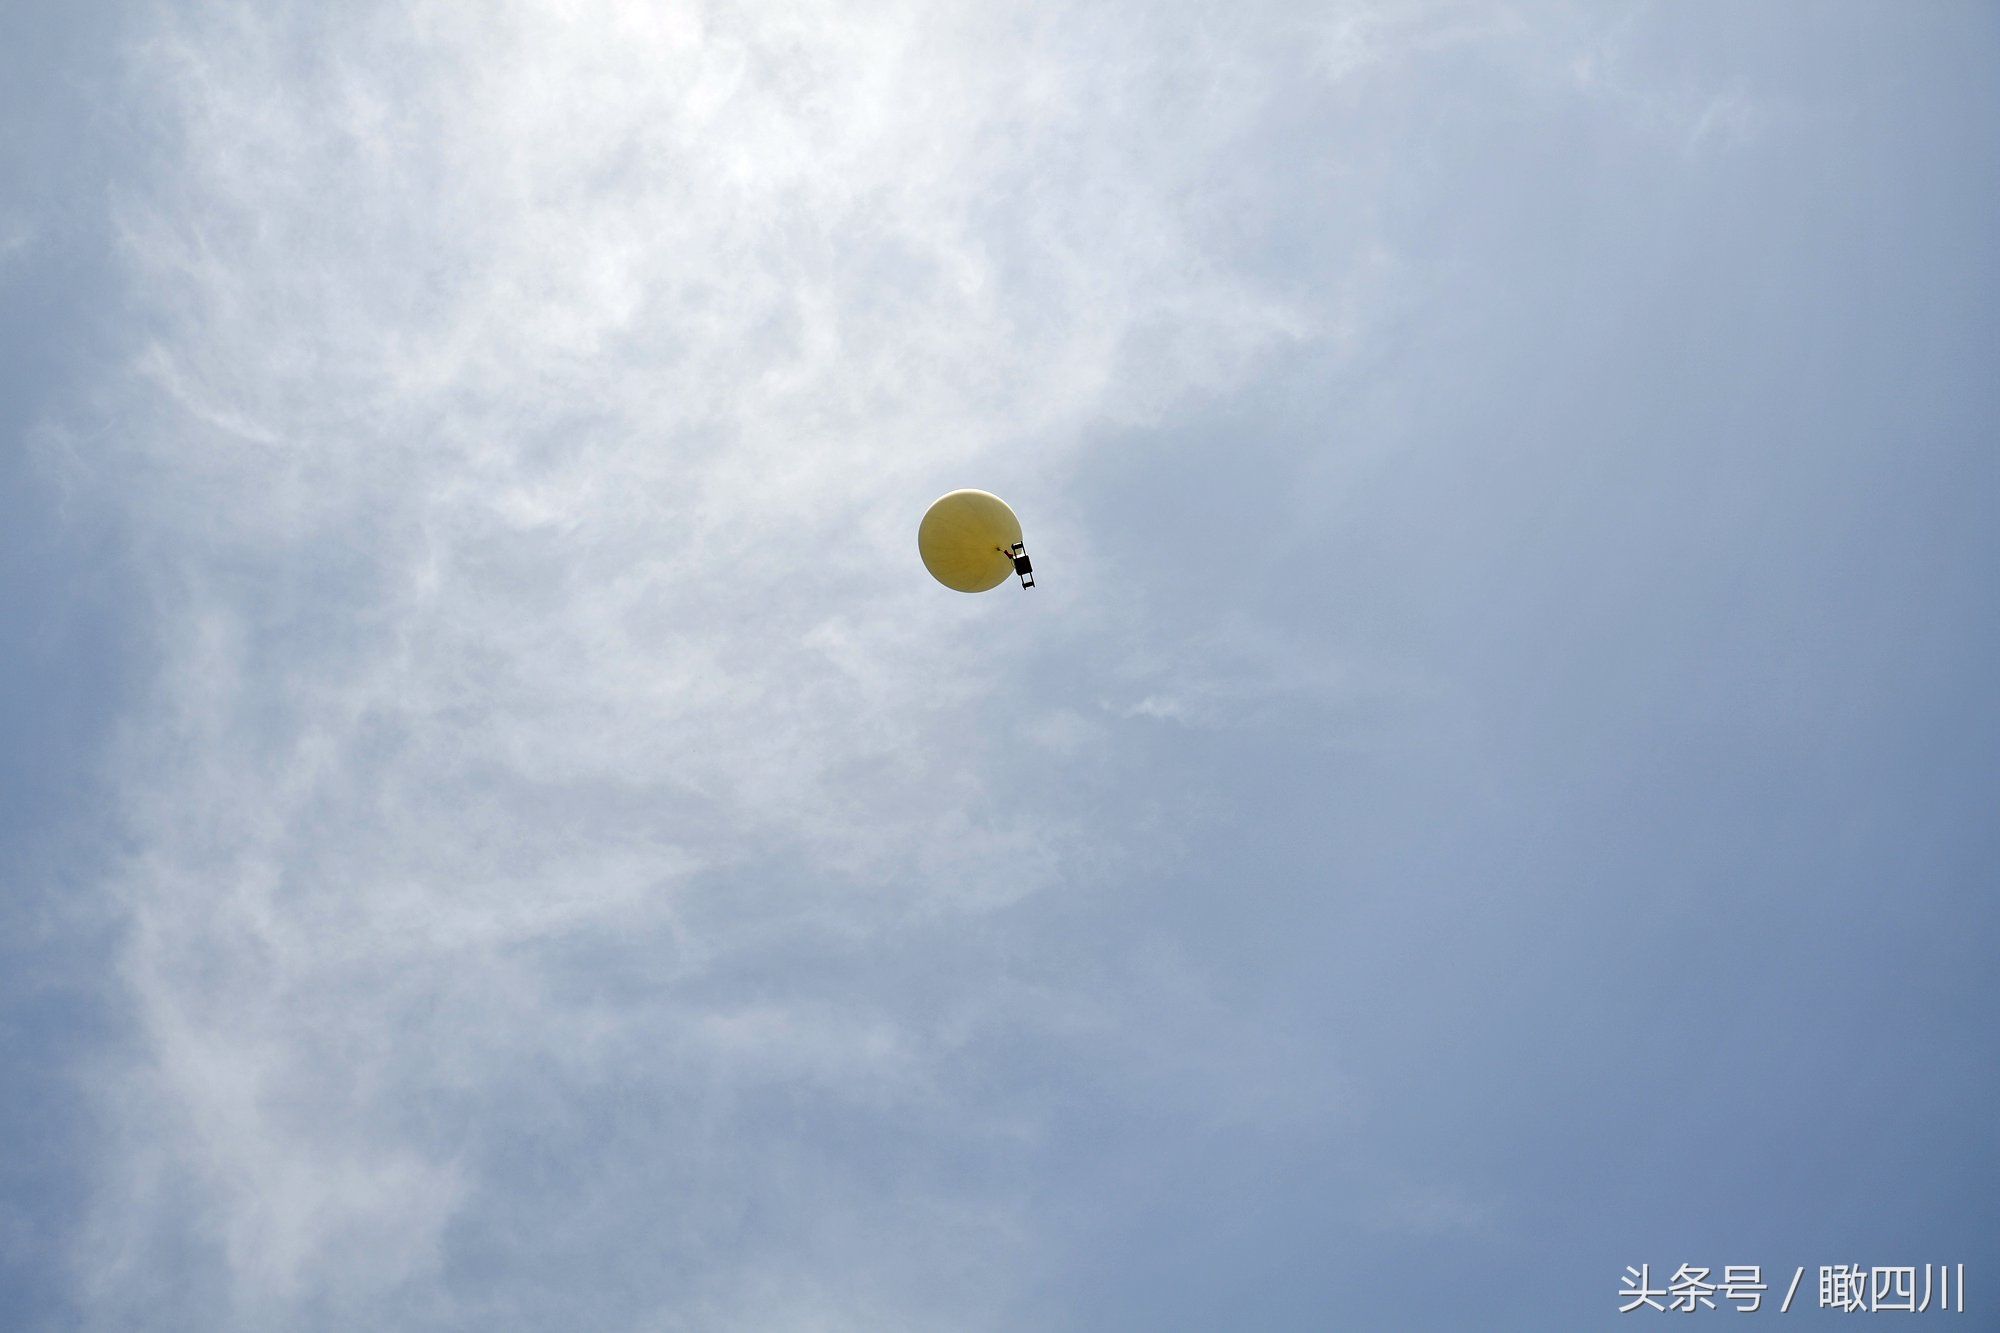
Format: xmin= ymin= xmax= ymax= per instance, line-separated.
xmin=73 ymin=0 xmax=1337 ymax=1324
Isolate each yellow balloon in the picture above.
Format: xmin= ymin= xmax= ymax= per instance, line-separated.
xmin=918 ymin=489 xmax=1025 ymax=592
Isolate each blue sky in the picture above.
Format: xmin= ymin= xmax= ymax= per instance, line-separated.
xmin=2 ymin=2 xmax=1995 ymax=1328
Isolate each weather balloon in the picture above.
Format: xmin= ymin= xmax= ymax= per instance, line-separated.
xmin=918 ymin=490 xmax=1035 ymax=592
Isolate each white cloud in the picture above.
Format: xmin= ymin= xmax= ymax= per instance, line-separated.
xmin=1565 ymin=16 xmax=1776 ymax=157
xmin=73 ymin=0 xmax=1339 ymax=1324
